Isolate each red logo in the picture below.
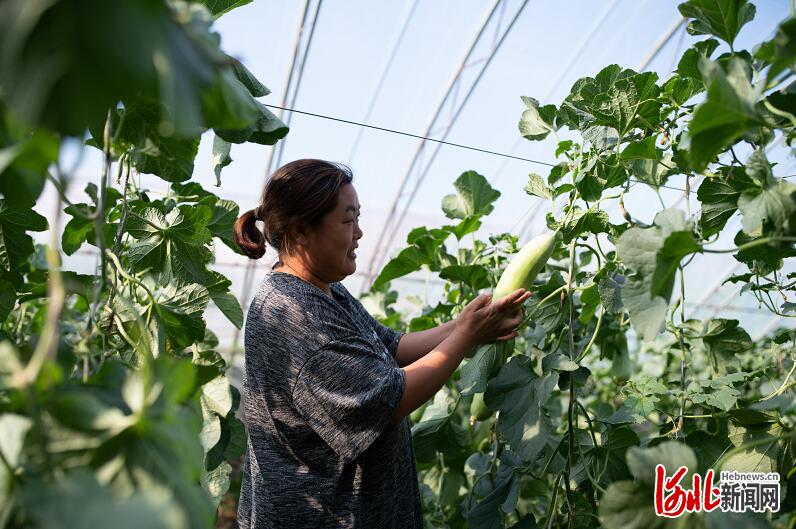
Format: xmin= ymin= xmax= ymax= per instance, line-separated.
xmin=654 ymin=464 xmax=721 ymax=517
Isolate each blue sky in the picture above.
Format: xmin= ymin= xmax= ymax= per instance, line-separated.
xmin=39 ymin=0 xmax=794 ymax=351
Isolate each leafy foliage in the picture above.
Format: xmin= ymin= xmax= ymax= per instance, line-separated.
xmin=368 ymin=1 xmax=796 ymax=527
xmin=0 ymin=0 xmax=282 ymax=527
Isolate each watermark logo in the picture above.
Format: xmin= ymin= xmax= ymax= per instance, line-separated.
xmin=654 ymin=465 xmax=780 ymax=517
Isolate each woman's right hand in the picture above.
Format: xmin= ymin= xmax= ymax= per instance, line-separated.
xmin=453 ymin=288 xmax=532 ymax=346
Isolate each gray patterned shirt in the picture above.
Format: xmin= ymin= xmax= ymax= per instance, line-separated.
xmin=236 ymin=270 xmax=424 ymax=529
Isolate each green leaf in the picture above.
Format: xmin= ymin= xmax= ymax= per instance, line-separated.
xmin=518 ymin=96 xmax=556 ymax=141
xmin=201 ymin=374 xmax=233 ymax=417
xmin=372 ymin=247 xmax=426 ymax=290
xmin=592 ymin=72 xmax=662 ymax=136
xmin=0 ymin=127 xmax=59 ymax=207
xmin=722 ymin=422 xmax=782 ymax=473
xmin=554 ymin=206 xmax=611 ymax=244
xmin=449 ymin=215 xmax=482 ymax=241
xmin=578 ymin=283 xmax=600 ymax=324
xmin=201 ymin=196 xmax=240 ymax=253
xmin=598 ymin=274 xmax=624 ymax=313
xmin=620 ymin=137 xmax=658 ymax=161
xmin=200 ymin=461 xmax=231 ymax=508
xmin=541 ymin=353 xmax=579 ymax=372
xmin=441 ymin=171 xmax=500 ymax=220
xmin=114 ymin=100 xmax=201 ymax=183
xmin=523 ymin=173 xmax=553 ymax=201
xmin=687 ymin=56 xmax=763 ymax=171
xmin=663 ymin=75 xmax=705 ymax=106
xmin=196 ymin=0 xmax=253 ymax=17
xmin=677 ymin=39 xmax=720 ymax=80
xmin=598 ymin=481 xmax=658 ymax=529
xmin=702 ymin=318 xmax=753 ymax=374
xmin=22 ymin=470 xmax=189 ymax=529
xmin=696 ymin=169 xmax=755 ymax=238
xmin=214 ymin=100 xmax=289 ymax=145
xmin=622 ymin=276 xmax=668 ymax=342
xmin=630 ymin=152 xmax=675 ymax=188
xmin=0 ymin=413 xmax=32 ymax=469
xmin=202 ymin=270 xmax=243 ymax=328
xmin=652 ymin=230 xmax=701 ymax=299
xmin=616 ymin=209 xmax=701 ymax=340
xmin=600 ymin=442 xmax=699 ymax=529
xmin=737 ymin=179 xmax=796 ymax=236
xmin=0 ymin=199 xmax=48 ymax=274
xmin=439 ymin=264 xmax=490 ymax=291
xmin=459 ymin=343 xmax=502 ymax=396
xmin=229 ymin=56 xmax=269 ymax=96
xmin=410 ymin=388 xmax=463 ymax=463
xmin=152 ymin=280 xmax=210 ymax=349
xmin=211 ymin=135 xmax=232 ymax=187
xmin=466 ymin=452 xmax=523 ymax=529
xmin=626 ymin=441 xmax=697 ymax=486
xmin=757 ymin=17 xmax=796 ymax=80
xmin=678 ymin=0 xmax=756 ymax=47
xmin=484 ymin=356 xmax=558 ymax=462
xmin=126 ymin=204 xmax=212 ymax=279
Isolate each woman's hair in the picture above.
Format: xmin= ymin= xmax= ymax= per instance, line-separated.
xmin=233 ymin=158 xmax=354 ymax=259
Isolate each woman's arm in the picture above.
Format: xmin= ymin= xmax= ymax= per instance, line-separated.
xmin=394 ymin=320 xmax=456 ymax=368
xmin=389 ymin=289 xmax=530 ymax=426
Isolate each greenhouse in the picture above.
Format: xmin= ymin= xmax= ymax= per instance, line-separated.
xmin=0 ymin=0 xmax=794 ymax=528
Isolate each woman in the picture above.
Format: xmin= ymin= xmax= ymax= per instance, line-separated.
xmin=232 ymin=158 xmax=529 ymax=529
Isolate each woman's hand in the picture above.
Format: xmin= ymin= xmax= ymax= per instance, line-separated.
xmin=452 ymin=288 xmax=532 ymax=346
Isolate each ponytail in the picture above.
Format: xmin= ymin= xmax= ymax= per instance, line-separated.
xmin=233 ymin=208 xmax=266 ymax=259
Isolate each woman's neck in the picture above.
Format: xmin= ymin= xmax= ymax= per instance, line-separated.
xmin=274 ymin=257 xmax=332 ymax=297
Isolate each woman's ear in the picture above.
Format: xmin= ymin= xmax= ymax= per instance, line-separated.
xmin=291 ymin=224 xmax=309 ymax=247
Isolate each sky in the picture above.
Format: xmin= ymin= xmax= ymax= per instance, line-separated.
xmin=36 ymin=0 xmax=795 ymax=354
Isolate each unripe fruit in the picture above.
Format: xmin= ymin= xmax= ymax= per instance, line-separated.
xmin=410 ymin=401 xmax=428 ymax=423
xmin=469 ymin=392 xmax=491 ymax=422
xmin=492 ymin=232 xmax=557 ymax=303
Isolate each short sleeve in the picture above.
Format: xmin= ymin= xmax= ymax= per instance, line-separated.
xmin=371 ymin=319 xmax=404 ymax=359
xmin=291 ymin=336 xmax=406 ymax=464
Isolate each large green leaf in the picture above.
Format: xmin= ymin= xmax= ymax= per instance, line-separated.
xmin=441 ymin=171 xmax=501 ymax=220
xmin=410 ymin=388 xmax=465 ymax=463
xmin=523 ymin=173 xmax=553 ymax=201
xmin=592 ymin=72 xmax=662 ymax=136
xmin=722 ymin=422 xmax=783 ymax=473
xmin=702 ymin=318 xmax=753 ymax=374
xmin=687 ymin=56 xmax=763 ymax=170
xmin=737 ymin=178 xmax=796 ymax=236
xmin=0 ymin=123 xmax=59 ymax=207
xmin=518 ymin=96 xmax=556 ymax=141
xmin=616 ymin=209 xmax=701 ymax=341
xmin=466 ymin=451 xmax=523 ymax=529
xmin=126 ymin=204 xmax=212 ymax=281
xmin=0 ymin=199 xmax=47 ymax=275
xmin=22 ymin=470 xmax=189 ymax=529
xmin=676 ymin=39 xmax=720 ymax=81
xmin=678 ymin=0 xmax=756 ymax=47
xmin=696 ymin=168 xmax=755 ymax=238
xmin=484 ymin=356 xmax=558 ymax=463
xmin=0 ymin=0 xmax=263 ymax=137
xmin=114 ymin=100 xmax=200 ymax=183
xmin=459 ymin=343 xmax=502 ymax=396
xmin=151 ymin=280 xmax=210 ymax=350
xmin=599 ymin=442 xmax=699 ymax=529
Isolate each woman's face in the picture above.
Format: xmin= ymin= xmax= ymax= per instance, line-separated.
xmin=300 ymin=183 xmax=362 ymax=283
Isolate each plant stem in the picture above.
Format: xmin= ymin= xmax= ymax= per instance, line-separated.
xmin=576 ymin=307 xmax=604 ymax=363
xmin=703 ymin=236 xmax=796 ymax=254
xmin=564 ymin=239 xmax=576 ymax=529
